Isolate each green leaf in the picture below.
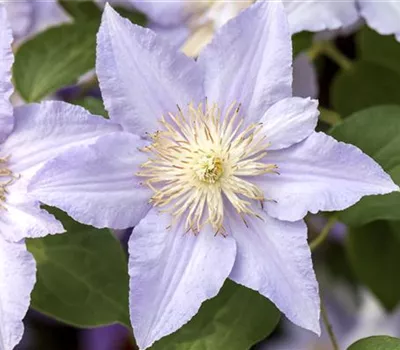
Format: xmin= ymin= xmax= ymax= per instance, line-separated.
xmin=292 ymin=31 xmax=313 ymax=58
xmin=27 ymin=209 xmax=130 ymax=328
xmin=347 ymin=336 xmax=400 ymax=350
xmin=319 ymin=107 xmax=342 ymax=126
xmin=347 ymin=221 xmax=400 ymax=310
xmin=150 ymin=280 xmax=280 ymax=350
xmin=331 ymin=62 xmax=400 ymax=117
xmin=358 ymin=26 xmax=400 ymax=76
xmin=13 ymin=21 xmax=98 ymax=102
xmin=330 ymin=105 xmax=400 ymax=226
xmin=58 ymin=0 xmax=102 ymax=22
xmin=114 ymin=6 xmax=147 ymax=27
xmin=74 ymin=97 xmax=108 ymax=118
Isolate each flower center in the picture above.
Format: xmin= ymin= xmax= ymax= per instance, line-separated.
xmin=195 ymin=154 xmax=223 ymax=184
xmin=0 ymin=156 xmax=16 ymax=209
xmin=137 ymin=102 xmax=277 ymax=235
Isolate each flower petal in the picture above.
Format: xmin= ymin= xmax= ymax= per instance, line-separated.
xmin=0 ymin=5 xmax=14 ymax=143
xmin=0 ymin=237 xmax=36 ymax=350
xmin=2 ymin=0 xmax=33 ymax=39
xmin=1 ymin=101 xmax=121 ymax=178
xmin=198 ymin=1 xmax=292 ymax=123
xmin=149 ymin=23 xmax=189 ymax=50
xmin=129 ymin=209 xmax=236 ymax=349
xmin=359 ymin=1 xmax=400 ymax=38
xmin=259 ymin=132 xmax=399 ymax=222
xmin=261 ymin=97 xmax=319 ymax=151
xmin=131 ymin=0 xmax=186 ymax=27
xmin=97 ymin=4 xmax=204 ymax=136
xmin=228 ymin=212 xmax=320 ymax=334
xmin=293 ymin=53 xmax=318 ymax=99
xmin=29 ymin=133 xmax=152 ymax=230
xmin=27 ymin=0 xmax=70 ymax=36
xmin=285 ymin=0 xmax=359 ymax=34
xmin=0 ymin=196 xmax=63 ymax=242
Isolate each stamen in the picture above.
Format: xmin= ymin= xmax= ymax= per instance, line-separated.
xmin=137 ymin=102 xmax=277 ymax=235
xmin=0 ymin=156 xmax=17 ymax=210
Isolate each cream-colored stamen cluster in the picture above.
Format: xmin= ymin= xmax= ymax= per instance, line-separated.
xmin=137 ymin=102 xmax=277 ymax=235
xmin=0 ymin=156 xmax=16 ymax=210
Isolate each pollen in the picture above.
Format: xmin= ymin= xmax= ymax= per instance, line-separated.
xmin=195 ymin=154 xmax=223 ymax=184
xmin=137 ymin=102 xmax=277 ymax=235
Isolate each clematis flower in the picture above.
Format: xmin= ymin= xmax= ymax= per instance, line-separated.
xmin=358 ymin=0 xmax=400 ymax=41
xmin=132 ymin=0 xmax=359 ymax=56
xmin=29 ymin=2 xmax=397 ymax=349
xmin=261 ymin=290 xmax=400 ymax=350
xmin=0 ymin=7 xmax=120 ymax=349
xmin=1 ymin=0 xmax=70 ymax=41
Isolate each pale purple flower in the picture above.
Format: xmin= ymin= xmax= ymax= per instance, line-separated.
xmin=261 ymin=289 xmax=400 ymax=350
xmin=132 ymin=0 xmax=359 ymax=56
xmin=81 ymin=324 xmax=130 ymax=350
xmin=131 ymin=0 xmax=321 ymax=97
xmin=1 ymin=0 xmax=70 ymax=41
xmin=0 ymin=7 xmax=120 ymax=349
xmin=286 ymin=0 xmax=400 ymax=42
xmin=29 ymin=2 xmax=397 ymax=349
xmin=358 ymin=0 xmax=400 ymax=41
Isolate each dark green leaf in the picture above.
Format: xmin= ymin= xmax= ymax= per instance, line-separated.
xmin=13 ymin=21 xmax=98 ymax=102
xmin=114 ymin=6 xmax=147 ymax=27
xmin=331 ymin=62 xmax=400 ymax=117
xmin=27 ymin=208 xmax=130 ymax=328
xmin=74 ymin=97 xmax=108 ymax=118
xmin=292 ymin=31 xmax=313 ymax=58
xmin=331 ymin=106 xmax=400 ymax=226
xmin=347 ymin=221 xmax=400 ymax=310
xmin=150 ymin=280 xmax=280 ymax=350
xmin=347 ymin=336 xmax=400 ymax=350
xmin=358 ymin=26 xmax=400 ymax=76
xmin=58 ymin=0 xmax=102 ymax=22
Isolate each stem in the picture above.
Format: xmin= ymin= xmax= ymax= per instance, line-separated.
xmin=319 ymin=107 xmax=342 ymax=127
xmin=321 ymin=298 xmax=340 ymax=350
xmin=310 ymin=216 xmax=338 ymax=252
xmin=323 ymin=41 xmax=353 ymax=71
xmin=308 ymin=40 xmax=353 ymax=71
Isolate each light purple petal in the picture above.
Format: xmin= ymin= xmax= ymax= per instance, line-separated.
xmin=81 ymin=324 xmax=130 ymax=350
xmin=359 ymin=0 xmax=400 ymax=39
xmin=149 ymin=23 xmax=189 ymax=49
xmin=259 ymin=132 xmax=399 ymax=222
xmin=0 ymin=101 xmax=121 ymax=178
xmin=131 ymin=0 xmax=186 ymax=27
xmin=0 ymin=195 xmax=64 ymax=242
xmin=2 ymin=0 xmax=33 ymax=39
xmin=261 ymin=97 xmax=319 ymax=151
xmin=29 ymin=133 xmax=152 ymax=230
xmin=129 ymin=209 xmax=236 ymax=349
xmin=293 ymin=53 xmax=318 ymax=99
xmin=198 ymin=1 xmax=292 ymax=123
xmin=29 ymin=0 xmax=70 ymax=34
xmin=0 ymin=237 xmax=36 ymax=350
xmin=228 ymin=212 xmax=320 ymax=334
xmin=285 ymin=0 xmax=359 ymax=34
xmin=97 ymin=4 xmax=204 ymax=136
xmin=0 ymin=5 xmax=14 ymax=143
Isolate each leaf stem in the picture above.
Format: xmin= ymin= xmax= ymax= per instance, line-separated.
xmin=321 ymin=298 xmax=340 ymax=350
xmin=319 ymin=107 xmax=343 ymax=127
xmin=310 ymin=216 xmax=338 ymax=252
xmin=308 ymin=40 xmax=353 ymax=71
